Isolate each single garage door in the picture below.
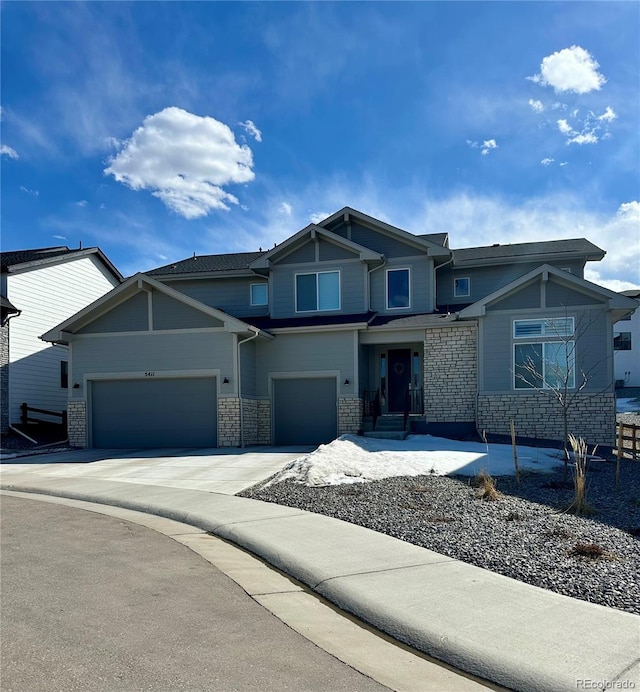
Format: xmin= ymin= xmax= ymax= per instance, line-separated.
xmin=91 ymin=377 xmax=217 ymax=448
xmin=273 ymin=378 xmax=337 ymax=446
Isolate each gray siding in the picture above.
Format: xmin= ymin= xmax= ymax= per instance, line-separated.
xmin=256 ymin=330 xmax=356 ymax=398
xmin=152 ymin=290 xmax=224 ymax=330
xmin=437 ymin=262 xmax=586 ymax=307
xmin=479 ymin=307 xmax=611 ymax=392
xmin=70 ymin=331 xmax=235 ymax=397
xmin=546 ymin=279 xmax=605 ymax=307
xmin=486 ymin=281 xmax=541 ymax=311
xmin=278 ymin=242 xmax=316 ymax=264
xmin=270 ymin=262 xmax=365 ymax=318
xmin=166 ymin=278 xmax=269 ymax=317
xmin=240 ymin=339 xmax=256 ymax=397
xmin=349 ymin=222 xmax=423 ymax=258
xmin=78 ymin=292 xmax=149 ymax=334
xmin=370 ymin=257 xmax=433 ymax=314
xmin=318 ymin=238 xmax=359 ymax=261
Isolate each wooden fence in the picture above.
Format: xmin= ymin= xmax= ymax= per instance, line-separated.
xmin=616 ymin=422 xmax=640 ymax=461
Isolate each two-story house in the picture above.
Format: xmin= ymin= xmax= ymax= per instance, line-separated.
xmin=613 ymin=289 xmax=640 ymax=387
xmin=1 ymin=247 xmax=122 ymax=436
xmin=42 ymin=208 xmax=638 ymax=450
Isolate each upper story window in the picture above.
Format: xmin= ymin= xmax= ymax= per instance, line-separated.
xmin=296 ymin=271 xmax=340 ymax=312
xmin=614 ymin=332 xmax=632 ymax=351
xmin=250 ymin=283 xmax=268 ymax=306
xmin=453 ymin=277 xmax=470 ymax=298
xmin=386 ymin=268 xmax=410 ymax=309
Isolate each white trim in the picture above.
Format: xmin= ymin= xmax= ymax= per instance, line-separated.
xmin=294 ymin=269 xmax=341 ymax=313
xmin=385 ymin=267 xmax=411 ymax=310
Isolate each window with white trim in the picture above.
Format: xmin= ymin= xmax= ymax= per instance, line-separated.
xmin=295 ymin=271 xmax=340 ymax=312
xmin=453 ymin=277 xmax=470 ymax=298
xmin=250 ymin=283 xmax=268 ymax=306
xmin=386 ymin=268 xmax=410 ymax=309
xmin=513 ymin=318 xmax=575 ymax=390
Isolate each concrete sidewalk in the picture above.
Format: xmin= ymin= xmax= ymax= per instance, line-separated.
xmin=1 ymin=473 xmax=638 ymax=692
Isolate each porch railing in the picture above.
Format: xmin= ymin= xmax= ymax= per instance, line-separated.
xmin=404 ymin=387 xmax=424 ymax=430
xmin=363 ymin=389 xmax=381 ymax=431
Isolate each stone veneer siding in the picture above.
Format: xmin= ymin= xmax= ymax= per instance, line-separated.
xmin=424 ymin=324 xmax=477 ymax=422
xmin=218 ymin=397 xmax=241 ymax=447
xmin=257 ymin=399 xmax=271 ymax=445
xmin=477 ymin=391 xmax=616 ymax=447
xmin=67 ymin=400 xmax=87 ymax=447
xmin=0 ymin=323 xmax=9 ymax=434
xmin=241 ymin=398 xmax=258 ymax=446
xmin=338 ymin=398 xmax=362 ymax=436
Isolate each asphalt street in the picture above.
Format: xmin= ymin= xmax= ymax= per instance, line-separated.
xmin=1 ymin=495 xmax=386 ymax=691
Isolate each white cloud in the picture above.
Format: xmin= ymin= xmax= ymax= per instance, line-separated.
xmin=528 ymin=99 xmax=544 ymax=113
xmin=559 ymin=162 xmax=568 ymax=167
xmin=238 ymin=119 xmax=262 ymax=143
xmin=418 ymin=194 xmax=639 ymax=288
xmin=279 ymin=201 xmax=293 ymax=216
xmin=528 ymin=46 xmax=606 ymax=94
xmin=567 ymin=131 xmax=598 ymax=145
xmin=20 ymin=186 xmax=39 ymax=196
xmin=481 ymin=139 xmax=498 ymax=155
xmin=1 ymin=144 xmax=19 ymax=159
xmin=53 ymin=234 xmax=67 ymax=241
xmin=540 ymin=158 xmax=554 ymax=166
xmin=309 ymin=211 xmax=330 ymax=224
xmin=557 ymin=119 xmax=573 ymax=135
xmin=105 ymin=107 xmax=255 ymax=219
xmin=598 ymin=106 xmax=617 ymax=123
xmin=467 ymin=139 xmax=498 ymax=155
xmin=75 ymin=200 xmax=88 ymax=208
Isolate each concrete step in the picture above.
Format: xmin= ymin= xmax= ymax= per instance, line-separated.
xmin=362 ymin=431 xmax=409 ymax=440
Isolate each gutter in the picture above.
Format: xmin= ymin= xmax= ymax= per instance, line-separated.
xmin=367 ymin=257 xmax=387 ymax=312
xmin=237 ymin=327 xmax=260 ymax=448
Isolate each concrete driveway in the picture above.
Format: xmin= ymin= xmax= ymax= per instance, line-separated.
xmin=0 ymin=445 xmax=313 ymax=494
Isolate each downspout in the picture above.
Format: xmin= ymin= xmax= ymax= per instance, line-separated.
xmin=367 ymin=258 xmax=387 ymax=312
xmin=237 ymin=327 xmax=260 ymax=448
xmin=433 ymin=257 xmax=453 ymax=312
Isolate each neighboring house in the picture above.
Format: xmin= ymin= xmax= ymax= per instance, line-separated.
xmin=614 ymin=289 xmax=640 ymax=387
xmin=1 ymin=247 xmax=123 ymax=434
xmin=42 ymin=208 xmax=638 ymax=450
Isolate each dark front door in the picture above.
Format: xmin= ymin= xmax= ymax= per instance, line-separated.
xmin=387 ymin=349 xmax=411 ymax=412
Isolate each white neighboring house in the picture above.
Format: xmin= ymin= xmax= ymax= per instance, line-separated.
xmin=1 ymin=247 xmax=122 ymax=434
xmin=614 ymin=289 xmax=640 ymax=388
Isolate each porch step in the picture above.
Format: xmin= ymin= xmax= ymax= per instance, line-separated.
xmin=362 ymin=415 xmax=415 ymax=433
xmin=362 ymin=430 xmax=409 ymax=440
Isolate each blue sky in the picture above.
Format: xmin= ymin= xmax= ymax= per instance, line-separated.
xmin=2 ymin=1 xmax=639 ymax=289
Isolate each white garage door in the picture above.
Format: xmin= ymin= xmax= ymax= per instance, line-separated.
xmin=91 ymin=377 xmax=217 ymax=448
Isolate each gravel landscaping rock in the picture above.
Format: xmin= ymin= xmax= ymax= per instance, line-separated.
xmin=240 ymin=459 xmax=640 ymax=615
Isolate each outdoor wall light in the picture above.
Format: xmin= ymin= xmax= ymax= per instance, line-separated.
xmin=73 ymin=383 xmax=80 ymax=389
xmin=344 ymin=378 xmax=350 ymax=385
xmin=223 ymin=377 xmax=229 ymax=384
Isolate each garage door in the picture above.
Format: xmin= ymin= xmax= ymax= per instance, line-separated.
xmin=91 ymin=378 xmax=217 ymax=448
xmin=273 ymin=378 xmax=337 ymax=445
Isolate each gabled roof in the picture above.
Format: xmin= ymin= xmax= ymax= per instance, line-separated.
xmin=418 ymin=232 xmax=449 ymax=247
xmin=1 ymin=246 xmax=123 ymax=282
xmin=147 ymin=251 xmax=265 ymax=278
xmin=249 ymin=224 xmax=382 ymax=270
xmin=458 ymin=264 xmax=638 ymax=320
xmin=452 ymin=238 xmax=604 ymax=267
xmin=41 ymin=273 xmax=271 ymax=344
xmin=318 ymin=207 xmax=451 ymax=258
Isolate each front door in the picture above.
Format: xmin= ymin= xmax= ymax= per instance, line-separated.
xmin=387 ymin=349 xmax=411 ymax=412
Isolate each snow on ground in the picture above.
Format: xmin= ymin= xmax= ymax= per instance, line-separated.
xmin=617 ymin=397 xmax=640 ymax=414
xmin=267 ymin=434 xmax=564 ymax=487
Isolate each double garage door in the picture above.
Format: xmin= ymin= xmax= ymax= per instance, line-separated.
xmin=273 ymin=378 xmax=337 ymax=446
xmin=91 ymin=378 xmax=217 ymax=448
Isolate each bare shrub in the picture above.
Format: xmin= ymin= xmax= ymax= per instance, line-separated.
xmin=475 ymin=470 xmax=501 ymax=501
